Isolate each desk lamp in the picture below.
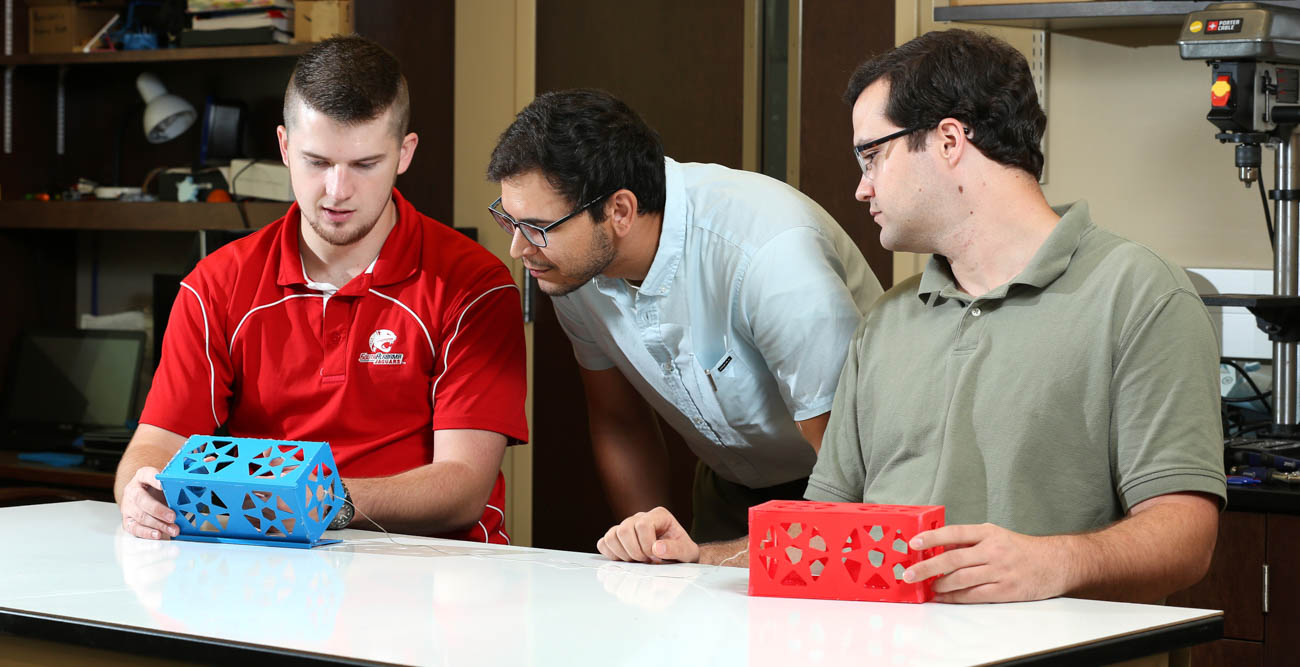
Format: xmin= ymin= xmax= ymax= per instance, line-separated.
xmin=136 ymin=72 xmax=195 ymax=143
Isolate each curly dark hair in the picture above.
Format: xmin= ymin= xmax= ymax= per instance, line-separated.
xmin=486 ymin=89 xmax=665 ymax=222
xmin=284 ymin=35 xmax=410 ymax=138
xmin=844 ymin=29 xmax=1046 ymax=179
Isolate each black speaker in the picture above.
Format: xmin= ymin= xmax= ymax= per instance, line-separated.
xmin=200 ymin=97 xmax=245 ymax=165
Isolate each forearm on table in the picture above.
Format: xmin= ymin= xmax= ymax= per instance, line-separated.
xmin=113 ymin=425 xmax=186 ymax=503
xmin=590 ymin=418 xmax=672 ymax=519
xmin=699 ymin=537 xmax=750 ymax=567
xmin=1055 ymin=494 xmax=1219 ymax=603
xmin=344 ymin=460 xmax=495 ymax=535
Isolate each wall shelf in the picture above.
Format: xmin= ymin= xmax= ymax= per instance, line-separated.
xmin=932 ymin=1 xmax=1289 ymax=46
xmin=0 ymin=200 xmax=285 ymax=231
xmin=0 ymin=44 xmax=311 ymax=66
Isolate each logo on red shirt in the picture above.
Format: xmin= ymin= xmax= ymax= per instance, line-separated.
xmin=360 ymin=329 xmax=404 ymax=365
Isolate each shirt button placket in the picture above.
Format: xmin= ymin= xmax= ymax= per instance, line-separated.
xmin=955 ymin=301 xmax=987 ymax=351
xmin=320 ymin=298 xmax=352 ymax=383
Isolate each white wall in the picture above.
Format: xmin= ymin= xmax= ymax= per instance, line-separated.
xmin=894 ymin=1 xmax=1273 ymax=282
xmin=1041 ymin=35 xmax=1270 ymax=270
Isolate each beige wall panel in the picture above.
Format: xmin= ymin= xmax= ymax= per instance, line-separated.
xmin=454 ymin=0 xmax=536 ymax=545
xmin=1040 ymin=36 xmax=1270 ymax=270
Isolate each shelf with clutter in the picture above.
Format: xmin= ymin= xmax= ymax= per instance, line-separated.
xmin=13 ymin=0 xmax=345 ymax=63
xmin=2 ymin=1 xmax=350 ymax=214
xmin=0 ymin=43 xmax=310 ymax=66
xmin=0 ymin=199 xmax=287 ymax=230
xmin=2 ymin=61 xmax=298 ymax=227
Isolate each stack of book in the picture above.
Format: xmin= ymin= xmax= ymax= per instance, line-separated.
xmin=179 ymin=0 xmax=293 ymax=48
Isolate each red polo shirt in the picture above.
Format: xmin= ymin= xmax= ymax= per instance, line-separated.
xmin=141 ymin=189 xmax=528 ymax=543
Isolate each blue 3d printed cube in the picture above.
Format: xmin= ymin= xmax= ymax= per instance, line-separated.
xmin=157 ymin=436 xmax=345 ymax=548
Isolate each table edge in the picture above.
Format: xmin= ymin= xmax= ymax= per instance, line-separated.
xmin=995 ymin=611 xmax=1224 ymax=666
xmin=0 ymin=606 xmax=388 ymax=666
xmin=2 ymin=603 xmax=1224 ymax=666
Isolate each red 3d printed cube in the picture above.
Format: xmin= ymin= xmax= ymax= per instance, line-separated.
xmin=748 ymin=500 xmax=945 ymax=603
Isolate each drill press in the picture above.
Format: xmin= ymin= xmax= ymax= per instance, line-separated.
xmin=1180 ymin=1 xmax=1300 ymax=439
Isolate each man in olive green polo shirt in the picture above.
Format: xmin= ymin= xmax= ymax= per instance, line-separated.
xmin=595 ymin=29 xmax=1225 ymax=605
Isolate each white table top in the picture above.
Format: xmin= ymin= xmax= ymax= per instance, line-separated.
xmin=0 ymin=501 xmax=1220 ymax=666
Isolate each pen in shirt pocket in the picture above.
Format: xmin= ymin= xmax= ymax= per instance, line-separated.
xmin=705 ymin=354 xmax=733 ymax=392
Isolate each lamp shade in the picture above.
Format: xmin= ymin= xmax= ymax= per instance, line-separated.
xmin=136 ymin=72 xmax=196 ymax=144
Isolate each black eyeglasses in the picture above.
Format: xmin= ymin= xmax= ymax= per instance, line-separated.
xmin=488 ymin=192 xmax=614 ymax=248
xmin=853 ymin=126 xmax=923 ymax=181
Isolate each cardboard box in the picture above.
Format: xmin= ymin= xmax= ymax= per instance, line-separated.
xmin=28 ymin=2 xmax=118 ymax=54
xmin=294 ymin=1 xmax=354 ymax=43
xmin=228 ymin=159 xmax=294 ymax=202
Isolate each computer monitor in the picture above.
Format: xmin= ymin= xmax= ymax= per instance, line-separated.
xmin=1 ymin=329 xmax=145 ymax=433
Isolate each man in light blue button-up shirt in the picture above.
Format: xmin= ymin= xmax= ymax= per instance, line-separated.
xmin=488 ymin=89 xmax=882 ymax=545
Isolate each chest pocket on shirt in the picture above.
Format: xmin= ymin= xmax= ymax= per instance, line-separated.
xmin=693 ymin=349 xmax=771 ymax=444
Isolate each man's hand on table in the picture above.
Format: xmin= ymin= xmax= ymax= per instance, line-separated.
xmin=903 ymin=522 xmax=1068 ymax=603
xmin=119 ymin=466 xmax=179 ymax=540
xmin=597 ymin=506 xmax=700 ymax=564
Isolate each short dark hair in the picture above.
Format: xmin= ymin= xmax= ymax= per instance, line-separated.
xmin=284 ymin=35 xmax=410 ymax=138
xmin=844 ymin=29 xmax=1046 ymax=179
xmin=486 ymin=89 xmax=665 ymax=222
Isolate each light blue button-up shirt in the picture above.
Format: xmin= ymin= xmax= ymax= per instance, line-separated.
xmin=553 ymin=158 xmax=882 ymax=488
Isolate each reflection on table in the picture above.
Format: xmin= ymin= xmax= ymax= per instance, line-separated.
xmin=1 ymin=501 xmax=1221 ymax=666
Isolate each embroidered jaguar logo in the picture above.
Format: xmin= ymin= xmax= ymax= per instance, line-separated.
xmin=360 ymin=329 xmax=404 ymax=365
xmin=369 ymin=329 xmax=397 ymax=353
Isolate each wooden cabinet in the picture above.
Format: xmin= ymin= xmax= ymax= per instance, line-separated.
xmin=1169 ymin=510 xmax=1300 ymax=666
xmin=1264 ymin=514 xmax=1300 ymax=666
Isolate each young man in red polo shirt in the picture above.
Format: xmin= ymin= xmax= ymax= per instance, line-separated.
xmin=114 ymin=36 xmax=527 ymax=544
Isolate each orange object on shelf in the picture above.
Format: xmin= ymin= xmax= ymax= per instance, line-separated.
xmin=206 ymin=189 xmax=233 ymax=203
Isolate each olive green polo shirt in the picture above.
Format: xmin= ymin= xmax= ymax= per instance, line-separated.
xmin=807 ymin=201 xmax=1226 ymax=536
